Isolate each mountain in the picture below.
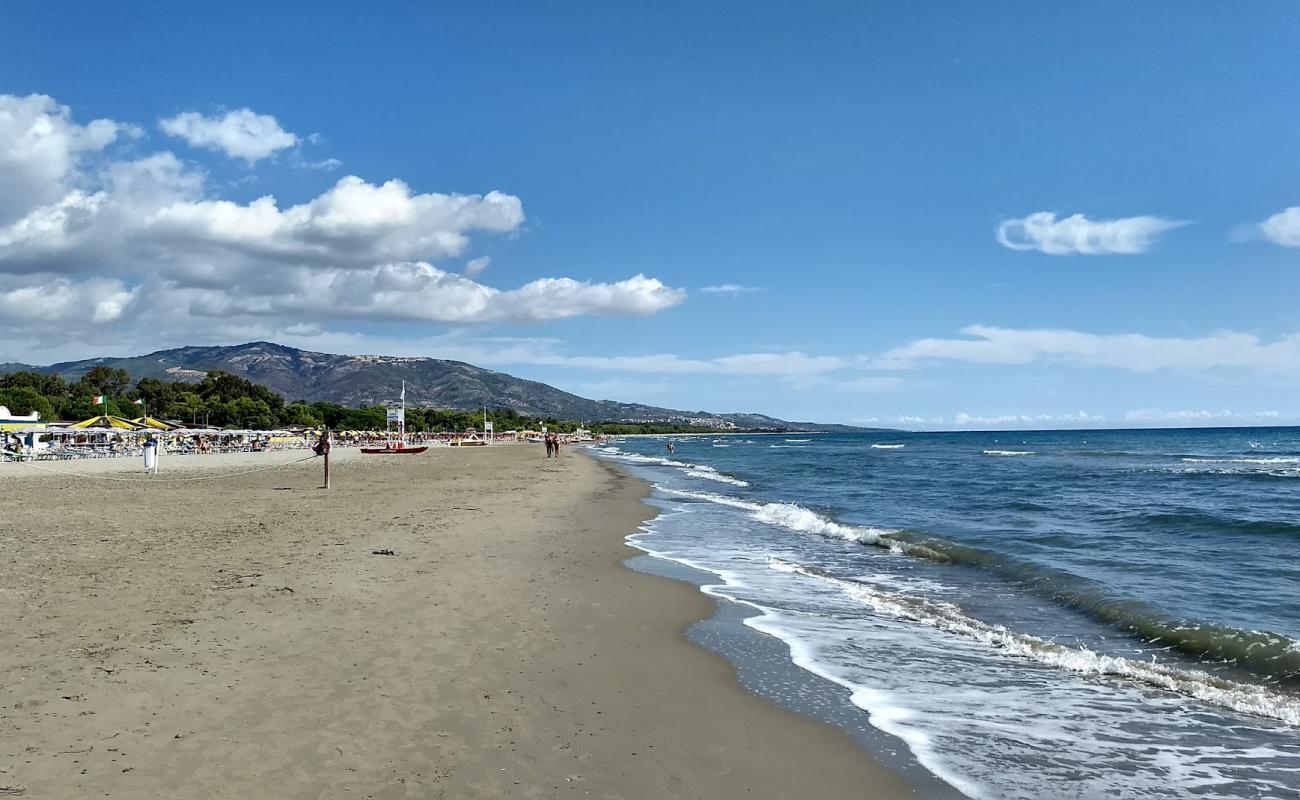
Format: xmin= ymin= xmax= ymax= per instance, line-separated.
xmin=6 ymin=342 xmax=876 ymax=432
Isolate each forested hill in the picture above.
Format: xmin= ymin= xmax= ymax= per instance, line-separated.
xmin=2 ymin=341 xmax=874 ymax=432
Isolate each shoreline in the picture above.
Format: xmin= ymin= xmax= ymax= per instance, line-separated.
xmin=2 ymin=444 xmax=917 ymax=798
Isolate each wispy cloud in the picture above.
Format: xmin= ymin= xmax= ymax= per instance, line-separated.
xmin=699 ymin=283 xmax=762 ymax=295
xmin=896 ymin=415 xmax=945 ymax=427
xmin=1123 ymin=408 xmax=1288 ymax=424
xmin=292 ymin=155 xmax=343 ymax=172
xmin=881 ymin=324 xmax=1300 ymax=374
xmin=996 ymin=212 xmax=1184 ymax=255
xmin=952 ymin=411 xmax=1105 ymax=427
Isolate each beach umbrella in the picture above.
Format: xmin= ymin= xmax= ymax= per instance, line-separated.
xmin=131 ymin=416 xmax=178 ymax=431
xmin=69 ymin=415 xmax=141 ymax=430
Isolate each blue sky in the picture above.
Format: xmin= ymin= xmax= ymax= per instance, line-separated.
xmin=2 ymin=3 xmax=1299 ymax=428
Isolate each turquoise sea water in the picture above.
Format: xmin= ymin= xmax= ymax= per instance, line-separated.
xmin=592 ymin=428 xmax=1300 ymax=799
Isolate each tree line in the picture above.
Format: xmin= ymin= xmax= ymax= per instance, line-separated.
xmin=0 ymin=367 xmax=721 ymax=434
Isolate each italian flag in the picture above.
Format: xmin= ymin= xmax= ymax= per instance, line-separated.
xmin=93 ymin=394 xmax=106 ymax=405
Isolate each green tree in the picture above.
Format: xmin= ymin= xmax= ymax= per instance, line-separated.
xmin=281 ymin=402 xmax=323 ymax=428
xmin=75 ymin=366 xmax=130 ymax=398
xmin=173 ymin=392 xmax=205 ymax=426
xmin=0 ymin=371 xmax=68 ymax=398
xmin=226 ymin=397 xmax=276 ymax=430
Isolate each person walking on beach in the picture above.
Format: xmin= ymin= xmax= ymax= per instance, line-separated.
xmin=544 ymin=433 xmax=554 ymax=458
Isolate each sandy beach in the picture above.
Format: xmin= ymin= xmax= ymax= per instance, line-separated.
xmin=0 ymin=445 xmax=915 ymax=799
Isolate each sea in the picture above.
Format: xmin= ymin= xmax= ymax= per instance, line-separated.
xmin=589 ymin=427 xmax=1300 ymax=799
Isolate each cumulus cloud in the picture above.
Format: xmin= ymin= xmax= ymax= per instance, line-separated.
xmin=0 ymin=94 xmax=685 ymax=349
xmin=159 ymin=108 xmax=299 ymax=163
xmin=0 ymin=277 xmax=135 ymax=324
xmin=173 ymin=265 xmax=681 ymax=323
xmin=1258 ymin=207 xmax=1300 ymax=247
xmin=996 ymin=212 xmax=1184 ymax=255
xmin=0 ymin=94 xmax=134 ymax=226
xmin=882 ymin=324 xmax=1300 ymax=374
xmin=463 ymin=256 xmax=490 ymax=278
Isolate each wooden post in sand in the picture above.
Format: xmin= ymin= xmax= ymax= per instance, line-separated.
xmin=322 ymin=428 xmax=331 ymax=489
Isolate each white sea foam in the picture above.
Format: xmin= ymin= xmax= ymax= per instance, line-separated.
xmin=1181 ymin=457 xmax=1300 ymax=465
xmin=871 ymin=443 xmax=906 ymax=449
xmin=769 ymin=558 xmax=1300 ymax=726
xmin=621 ymin=509 xmax=977 ymax=797
xmin=983 ymin=450 xmax=1035 ymax=457
xmin=594 ymin=446 xmax=750 ymax=486
xmin=658 ymin=487 xmax=927 ymax=555
xmin=635 ymin=486 xmax=1300 ymax=798
xmin=686 ymin=469 xmax=748 ymax=486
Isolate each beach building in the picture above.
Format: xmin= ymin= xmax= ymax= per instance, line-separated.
xmin=0 ymin=405 xmax=43 ymax=432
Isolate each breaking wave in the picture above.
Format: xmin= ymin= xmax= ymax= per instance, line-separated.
xmin=769 ymin=559 xmax=1300 ymax=726
xmin=659 ymin=486 xmax=1300 ymax=685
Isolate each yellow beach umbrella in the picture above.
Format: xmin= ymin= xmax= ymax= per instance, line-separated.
xmin=131 ymin=416 xmax=177 ymax=431
xmin=70 ymin=415 xmax=141 ymax=430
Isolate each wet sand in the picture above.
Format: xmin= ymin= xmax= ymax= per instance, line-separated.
xmin=0 ymin=445 xmax=916 ymax=798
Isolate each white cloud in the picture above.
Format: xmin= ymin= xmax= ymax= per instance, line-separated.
xmin=159 ymin=108 xmax=299 ymax=163
xmin=464 ymin=256 xmax=490 ymax=278
xmin=1123 ymin=408 xmax=1287 ymax=424
xmin=952 ymin=411 xmax=1105 ymax=427
xmin=549 ymin=351 xmax=847 ymax=376
xmin=177 ymin=265 xmax=682 ymax=323
xmin=996 ymin=212 xmax=1184 ymax=255
xmin=1259 ymin=207 xmax=1300 ymax=247
xmin=700 ymin=283 xmax=761 ymax=295
xmin=571 ymin=378 xmax=672 ymax=402
xmin=0 ymin=94 xmax=133 ymax=226
xmin=0 ymin=94 xmax=685 ymax=345
xmin=894 ymin=416 xmax=945 ymax=428
xmin=292 ymin=155 xmax=342 ymax=172
xmin=0 ymin=277 xmax=135 ymax=324
xmin=882 ymin=324 xmax=1300 ymax=374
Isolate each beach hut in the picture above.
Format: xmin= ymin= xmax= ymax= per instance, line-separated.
xmin=0 ymin=405 xmax=44 ymax=432
xmin=70 ymin=415 xmax=141 ymax=430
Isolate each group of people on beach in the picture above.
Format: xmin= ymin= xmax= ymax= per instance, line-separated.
xmin=543 ymin=433 xmax=562 ymax=458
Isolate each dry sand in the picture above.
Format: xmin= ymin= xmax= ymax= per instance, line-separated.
xmin=1 ymin=445 xmax=916 ymax=799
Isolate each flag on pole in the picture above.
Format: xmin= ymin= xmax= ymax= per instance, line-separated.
xmin=133 ymin=399 xmax=145 ymax=406
xmin=93 ymin=394 xmax=107 ymax=405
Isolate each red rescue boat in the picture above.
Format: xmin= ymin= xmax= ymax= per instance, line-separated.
xmin=361 ymin=442 xmax=427 ymax=455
